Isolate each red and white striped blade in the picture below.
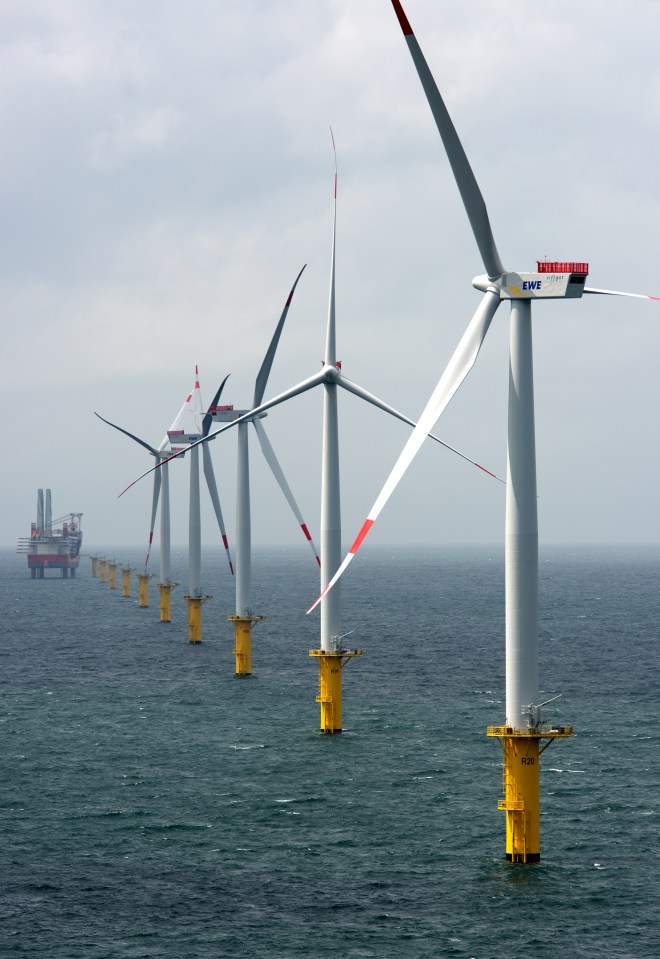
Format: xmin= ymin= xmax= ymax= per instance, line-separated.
xmin=160 ymin=383 xmax=195 ymax=452
xmin=584 ymin=287 xmax=660 ymax=301
xmin=307 ymin=291 xmax=501 ymax=614
xmin=252 ymin=418 xmax=320 ymax=567
xmin=192 ymin=364 xmax=203 ymax=412
xmin=202 ymin=443 xmax=234 ymax=576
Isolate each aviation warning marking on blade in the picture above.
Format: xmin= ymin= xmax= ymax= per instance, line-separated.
xmin=391 ymin=0 xmax=413 ymax=35
xmin=301 ymin=523 xmax=321 ymax=567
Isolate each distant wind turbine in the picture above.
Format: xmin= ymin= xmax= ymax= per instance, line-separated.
xmin=96 ymin=382 xmax=193 ymax=618
xmin=212 ymin=266 xmax=322 ymax=676
xmin=166 ymin=367 xmax=235 ymax=643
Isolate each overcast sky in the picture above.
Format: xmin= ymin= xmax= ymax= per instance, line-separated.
xmin=3 ymin=0 xmax=660 ymax=559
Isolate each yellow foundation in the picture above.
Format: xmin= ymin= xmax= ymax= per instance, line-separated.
xmin=91 ymin=556 xmax=99 ymax=578
xmin=309 ymin=648 xmax=363 ymax=734
xmin=228 ymin=615 xmax=265 ymax=676
xmin=120 ymin=567 xmax=132 ymax=597
xmin=487 ymin=723 xmax=574 ymax=863
xmin=108 ymin=563 xmax=117 ymax=589
xmin=136 ymin=572 xmax=153 ymax=608
xmin=99 ymin=560 xmax=107 ymax=583
xmin=158 ymin=583 xmax=177 ymax=623
xmin=184 ymin=595 xmax=212 ymax=643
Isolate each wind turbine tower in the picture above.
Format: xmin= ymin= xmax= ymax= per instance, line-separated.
xmin=136 ymin=570 xmax=155 ymax=607
xmin=230 ymin=413 xmax=261 ymax=673
xmin=310 ymin=153 xmax=363 ymax=733
xmin=120 ymin=562 xmax=133 ymax=598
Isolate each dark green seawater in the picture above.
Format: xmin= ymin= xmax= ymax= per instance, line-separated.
xmin=2 ymin=545 xmax=659 ymax=958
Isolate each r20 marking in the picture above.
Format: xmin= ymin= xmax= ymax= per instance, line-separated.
xmin=521 ymin=757 xmax=535 ymax=765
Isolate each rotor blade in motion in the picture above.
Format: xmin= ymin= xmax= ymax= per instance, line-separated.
xmin=202 ymin=442 xmax=234 ymax=576
xmin=94 ymin=413 xmax=158 ymax=457
xmin=337 ymin=375 xmax=504 ymax=484
xmin=389 ymin=0 xmax=504 ymax=280
xmin=307 ymin=290 xmax=501 ymax=613
xmin=252 ymin=417 xmax=321 ymax=567
xmin=202 ymin=374 xmax=231 ymax=438
xmin=144 ymin=464 xmax=162 ymax=568
xmin=94 ymin=413 xmax=162 ymax=566
xmin=254 ymin=266 xmax=307 ymax=408
xmin=325 ymin=128 xmax=338 ymax=366
xmin=192 ymin=365 xmax=203 ymax=414
xmin=160 ymin=384 xmax=194 ymax=452
xmin=584 ymin=287 xmax=660 ymax=301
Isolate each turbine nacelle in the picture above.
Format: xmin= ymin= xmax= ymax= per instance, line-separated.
xmin=168 ymin=430 xmax=202 ymax=444
xmin=472 ymin=262 xmax=589 ymax=300
xmin=209 ymin=405 xmax=249 ymax=424
xmin=210 ymin=407 xmax=267 ymax=425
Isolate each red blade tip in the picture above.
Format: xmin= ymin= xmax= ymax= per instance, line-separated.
xmin=391 ymin=0 xmax=413 ymax=35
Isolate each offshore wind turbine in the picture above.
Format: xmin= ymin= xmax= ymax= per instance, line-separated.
xmin=215 ymin=265 xmax=323 ymax=677
xmin=124 ymin=137 xmax=504 ymax=732
xmin=96 ymin=379 xmax=203 ymax=620
xmin=315 ymin=0 xmax=659 ymax=860
xmin=167 ymin=367 xmax=235 ymax=643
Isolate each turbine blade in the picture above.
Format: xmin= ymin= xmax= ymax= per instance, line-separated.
xmin=144 ymin=467 xmax=162 ymax=567
xmin=584 ymin=287 xmax=660 ymax=301
xmin=94 ymin=412 xmax=158 ymax=457
xmin=337 ymin=374 xmax=504 ymax=484
xmin=307 ymin=290 xmax=501 ymax=613
xmin=252 ymin=417 xmax=320 ymax=567
xmin=202 ymin=443 xmax=234 ymax=575
xmin=160 ymin=384 xmax=194 ymax=452
xmin=254 ymin=266 xmax=307 ymax=408
xmin=389 ymin=0 xmax=504 ymax=280
xmin=325 ymin=128 xmax=338 ymax=366
xmin=192 ymin=365 xmax=204 ymax=414
xmin=119 ymin=368 xmax=328 ymax=497
xmin=202 ymin=374 xmax=231 ymax=437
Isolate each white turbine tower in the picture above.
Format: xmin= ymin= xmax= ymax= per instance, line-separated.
xmin=313 ymin=0 xmax=659 ymax=859
xmin=124 ymin=136 xmax=505 ymax=733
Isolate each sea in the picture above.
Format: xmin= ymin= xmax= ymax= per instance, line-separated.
xmin=1 ymin=544 xmax=658 ymax=959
